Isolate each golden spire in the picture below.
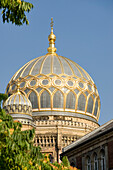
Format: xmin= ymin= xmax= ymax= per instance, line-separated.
xmin=47 ymin=18 xmax=57 ymax=54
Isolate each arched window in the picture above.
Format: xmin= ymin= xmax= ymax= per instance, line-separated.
xmin=100 ymin=150 xmax=105 ymax=170
xmin=49 ymin=154 xmax=54 ymax=163
xmin=77 ymin=94 xmax=86 ymax=111
xmin=87 ymin=96 xmax=93 ymax=113
xmin=86 ymin=156 xmax=91 ymax=170
xmin=40 ymin=90 xmax=50 ymax=108
xmin=53 ymin=91 xmax=64 ymax=108
xmin=94 ymin=99 xmax=98 ymax=116
xmin=66 ymin=92 xmax=76 ymax=109
xmin=94 ymin=153 xmax=98 ymax=170
xmin=28 ymin=91 xmax=38 ymax=109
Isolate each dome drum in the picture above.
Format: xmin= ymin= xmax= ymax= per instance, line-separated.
xmin=10 ymin=113 xmax=33 ymax=120
xmin=32 ymin=111 xmax=99 ymax=123
xmin=3 ymin=104 xmax=32 ymax=116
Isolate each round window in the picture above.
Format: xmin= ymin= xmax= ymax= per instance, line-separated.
xmin=79 ymin=82 xmax=84 ymax=88
xmin=30 ymin=80 xmax=36 ymax=86
xmin=42 ymin=79 xmax=49 ymax=85
xmin=12 ymin=84 xmax=16 ymax=90
xmin=20 ymin=82 xmax=25 ymax=88
xmin=68 ymin=80 xmax=73 ymax=86
xmin=55 ymin=79 xmax=61 ymax=85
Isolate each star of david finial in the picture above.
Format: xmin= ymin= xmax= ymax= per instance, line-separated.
xmin=47 ymin=18 xmax=57 ymax=54
xmin=50 ymin=17 xmax=54 ymax=28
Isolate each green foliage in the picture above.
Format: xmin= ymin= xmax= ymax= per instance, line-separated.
xmin=0 ymin=0 xmax=34 ymax=25
xmin=0 ymin=94 xmax=41 ymax=169
xmin=0 ymin=93 xmax=8 ymax=102
xmin=0 ymin=109 xmax=36 ymax=169
xmin=62 ymin=156 xmax=70 ymax=167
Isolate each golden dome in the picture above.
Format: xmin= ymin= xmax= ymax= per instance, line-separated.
xmin=6 ymin=19 xmax=100 ymax=123
xmin=4 ymin=85 xmax=32 ymax=124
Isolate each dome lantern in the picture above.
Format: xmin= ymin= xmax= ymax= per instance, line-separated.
xmin=47 ymin=18 xmax=57 ymax=54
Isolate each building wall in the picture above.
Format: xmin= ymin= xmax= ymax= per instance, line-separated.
xmin=67 ymin=145 xmax=108 ymax=170
xmin=21 ymin=124 xmax=34 ymax=131
xmin=76 ymin=156 xmax=82 ymax=169
xmin=108 ymin=140 xmax=113 ymax=169
xmin=61 ymin=130 xmax=113 ymax=170
xmin=33 ymin=115 xmax=99 ymax=162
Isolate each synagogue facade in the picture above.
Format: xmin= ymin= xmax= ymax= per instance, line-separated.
xmin=3 ymin=19 xmax=101 ymax=163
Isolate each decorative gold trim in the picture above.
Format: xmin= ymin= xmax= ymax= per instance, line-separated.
xmin=40 ymin=55 xmax=48 ymax=74
xmin=51 ymin=54 xmax=53 ymax=73
xmin=8 ymin=55 xmax=95 ymax=86
xmin=9 ymin=112 xmax=32 ymax=116
xmin=29 ymin=56 xmax=44 ymax=75
xmin=20 ymin=59 xmax=34 ymax=78
xmin=57 ymin=55 xmax=64 ymax=73
xmin=7 ymin=78 xmax=100 ymax=121
xmin=13 ymin=93 xmax=17 ymax=104
xmin=22 ymin=95 xmax=26 ymax=105
xmin=9 ymin=62 xmax=28 ymax=82
xmin=61 ymin=56 xmax=74 ymax=75
xmin=67 ymin=57 xmax=83 ymax=78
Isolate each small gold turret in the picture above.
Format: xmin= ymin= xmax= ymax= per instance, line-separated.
xmin=16 ymin=83 xmax=21 ymax=94
xmin=47 ymin=18 xmax=57 ymax=54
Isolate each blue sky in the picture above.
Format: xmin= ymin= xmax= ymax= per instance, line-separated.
xmin=0 ymin=0 xmax=113 ymax=125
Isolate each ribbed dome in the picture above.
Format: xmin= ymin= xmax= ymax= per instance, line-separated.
xmin=3 ymin=90 xmax=32 ymax=123
xmin=5 ymin=22 xmax=100 ymax=123
xmin=4 ymin=91 xmax=32 ymax=107
xmin=10 ymin=54 xmax=93 ymax=83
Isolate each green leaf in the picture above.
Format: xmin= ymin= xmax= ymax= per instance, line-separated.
xmin=62 ymin=156 xmax=70 ymax=167
xmin=0 ymin=0 xmax=34 ymax=26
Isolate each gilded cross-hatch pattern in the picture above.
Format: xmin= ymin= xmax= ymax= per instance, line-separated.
xmin=6 ymin=54 xmax=100 ymax=122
